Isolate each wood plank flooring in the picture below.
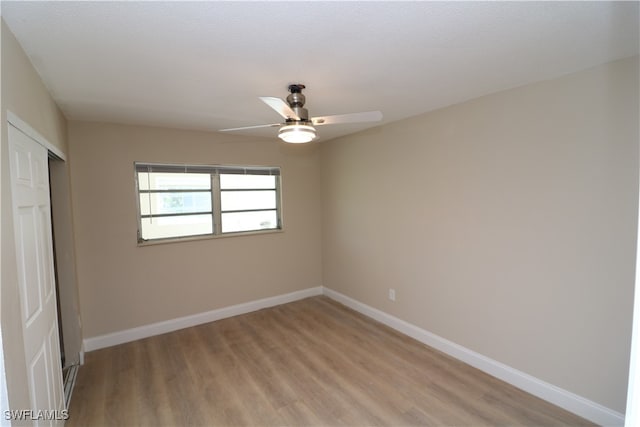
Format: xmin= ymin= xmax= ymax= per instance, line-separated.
xmin=67 ymin=296 xmax=594 ymax=426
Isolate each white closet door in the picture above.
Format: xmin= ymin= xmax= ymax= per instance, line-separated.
xmin=8 ymin=124 xmax=64 ymax=425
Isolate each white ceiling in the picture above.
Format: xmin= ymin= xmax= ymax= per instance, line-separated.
xmin=2 ymin=1 xmax=638 ymax=142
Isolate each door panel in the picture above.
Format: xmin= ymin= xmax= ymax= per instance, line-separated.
xmin=9 ymin=124 xmax=65 ymax=425
xmin=39 ymin=206 xmax=55 ymax=303
xmin=16 ymin=207 xmax=43 ymax=324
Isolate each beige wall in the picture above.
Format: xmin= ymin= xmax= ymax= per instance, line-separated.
xmin=67 ymin=121 xmax=323 ymax=338
xmin=321 ymin=56 xmax=639 ymax=412
xmin=1 ymin=20 xmax=69 ymax=412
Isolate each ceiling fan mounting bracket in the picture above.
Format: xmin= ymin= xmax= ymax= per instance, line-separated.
xmin=288 ymin=84 xmax=305 ymax=93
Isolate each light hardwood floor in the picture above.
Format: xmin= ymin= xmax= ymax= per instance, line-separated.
xmin=68 ymin=296 xmax=594 ymax=426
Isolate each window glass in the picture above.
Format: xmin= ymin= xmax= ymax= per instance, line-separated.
xmin=140 ymin=192 xmax=212 ymax=216
xmin=221 ymin=210 xmax=278 ymax=233
xmin=220 ymin=174 xmax=276 ymax=189
xmin=220 ymin=190 xmax=276 ymax=212
xmin=140 ymin=215 xmax=213 ymax=240
xmin=139 ymin=172 xmax=211 ymax=190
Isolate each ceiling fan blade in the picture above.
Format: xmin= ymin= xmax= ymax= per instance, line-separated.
xmin=219 ymin=123 xmax=281 ymax=132
xmin=311 ymin=111 xmax=383 ymax=126
xmin=259 ymin=97 xmax=301 ymax=121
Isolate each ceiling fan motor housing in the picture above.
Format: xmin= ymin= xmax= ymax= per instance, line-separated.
xmin=287 ymin=84 xmax=309 ymax=121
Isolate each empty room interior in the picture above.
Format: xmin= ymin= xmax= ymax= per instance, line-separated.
xmin=1 ymin=1 xmax=639 ymax=426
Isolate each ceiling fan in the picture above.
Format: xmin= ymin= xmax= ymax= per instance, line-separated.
xmin=220 ymin=84 xmax=383 ymax=143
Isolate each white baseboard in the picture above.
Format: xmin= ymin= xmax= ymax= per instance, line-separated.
xmin=83 ymin=286 xmax=323 ymax=352
xmin=322 ymin=287 xmax=624 ymax=427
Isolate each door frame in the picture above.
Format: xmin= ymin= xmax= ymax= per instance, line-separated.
xmin=7 ymin=112 xmax=65 ymax=161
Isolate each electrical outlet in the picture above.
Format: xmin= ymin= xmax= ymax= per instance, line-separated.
xmin=388 ymin=288 xmax=396 ymax=301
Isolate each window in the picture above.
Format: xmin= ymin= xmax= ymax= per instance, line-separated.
xmin=135 ymin=163 xmax=281 ymax=243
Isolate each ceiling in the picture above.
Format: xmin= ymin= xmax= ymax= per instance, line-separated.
xmin=2 ymin=1 xmax=638 ymax=142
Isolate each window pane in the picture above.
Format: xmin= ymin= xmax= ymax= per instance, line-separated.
xmin=220 ymin=190 xmax=276 ymax=212
xmin=140 ymin=192 xmax=211 ymax=216
xmin=140 ymin=214 xmax=213 ymax=240
xmin=220 ymin=174 xmax=276 ymax=189
xmin=138 ymin=172 xmax=211 ymax=191
xmin=221 ymin=210 xmax=278 ymax=233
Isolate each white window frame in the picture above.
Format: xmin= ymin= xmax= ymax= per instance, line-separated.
xmin=134 ymin=162 xmax=282 ymax=244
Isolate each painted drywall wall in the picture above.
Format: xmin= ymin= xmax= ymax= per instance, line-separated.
xmin=1 ymin=19 xmax=69 ymax=411
xmin=321 ymin=56 xmax=639 ymax=413
xmin=67 ymin=121 xmax=323 ymax=339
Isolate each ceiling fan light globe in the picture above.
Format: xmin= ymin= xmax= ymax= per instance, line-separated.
xmin=278 ymin=124 xmax=317 ymax=143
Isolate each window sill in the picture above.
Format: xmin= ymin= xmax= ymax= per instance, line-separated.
xmin=136 ymin=228 xmax=284 ymax=247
